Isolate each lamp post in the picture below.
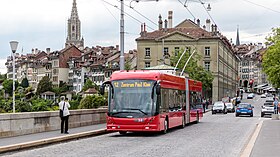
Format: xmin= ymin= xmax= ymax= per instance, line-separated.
xmin=10 ymin=41 xmax=18 ymax=113
xmin=119 ymin=0 xmax=159 ymax=70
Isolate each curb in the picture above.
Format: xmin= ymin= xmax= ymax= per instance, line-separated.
xmin=0 ymin=129 xmax=109 ymax=154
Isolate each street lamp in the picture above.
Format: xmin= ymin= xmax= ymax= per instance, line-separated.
xmin=9 ymin=41 xmax=18 ymax=113
xmin=119 ymin=0 xmax=159 ymax=70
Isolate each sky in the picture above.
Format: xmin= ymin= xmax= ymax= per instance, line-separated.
xmin=1 ymin=0 xmax=280 ymax=74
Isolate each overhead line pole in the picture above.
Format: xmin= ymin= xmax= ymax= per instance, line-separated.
xmin=120 ymin=0 xmax=125 ymax=70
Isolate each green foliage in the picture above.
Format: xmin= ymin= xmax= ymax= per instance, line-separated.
xmin=125 ymin=60 xmax=132 ymax=70
xmin=82 ymin=79 xmax=94 ymax=91
xmin=31 ymin=99 xmax=53 ymax=112
xmin=36 ymin=76 xmax=53 ymax=95
xmin=78 ymin=95 xmax=106 ymax=109
xmin=21 ymin=77 xmax=29 ymax=88
xmin=2 ymin=79 xmax=19 ymax=95
xmin=0 ymin=74 xmax=7 ymax=81
xmin=262 ymin=27 xmax=280 ymax=88
xmin=69 ymin=99 xmax=80 ymax=110
xmin=170 ymin=48 xmax=214 ymax=90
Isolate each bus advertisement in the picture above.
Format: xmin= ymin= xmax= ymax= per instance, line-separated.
xmin=100 ymin=70 xmax=203 ymax=134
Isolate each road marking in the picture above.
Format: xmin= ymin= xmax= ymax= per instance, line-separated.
xmin=240 ymin=120 xmax=263 ymax=157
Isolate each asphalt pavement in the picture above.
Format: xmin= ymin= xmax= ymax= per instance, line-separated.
xmin=0 ymin=109 xmax=280 ymax=157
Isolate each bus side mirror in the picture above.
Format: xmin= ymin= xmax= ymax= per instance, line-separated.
xmin=156 ymin=84 xmax=161 ymax=95
xmin=100 ymin=84 xmax=105 ymax=95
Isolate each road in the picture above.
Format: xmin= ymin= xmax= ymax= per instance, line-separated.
xmin=3 ymin=94 xmax=270 ymax=157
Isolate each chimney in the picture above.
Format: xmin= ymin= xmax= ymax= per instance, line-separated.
xmin=32 ymin=48 xmax=34 ymax=54
xmin=158 ymin=14 xmax=163 ymax=30
xmin=214 ymin=24 xmax=217 ymax=33
xmin=206 ymin=19 xmax=211 ymax=32
xmin=116 ymin=45 xmax=119 ymax=51
xmin=46 ymin=48 xmax=50 ymax=53
xmin=144 ymin=23 xmax=146 ymax=32
xmin=211 ymin=24 xmax=214 ymax=33
xmin=197 ymin=19 xmax=200 ymax=27
xmin=164 ymin=19 xmax=168 ymax=31
xmin=203 ymin=25 xmax=206 ymax=30
xmin=168 ymin=11 xmax=173 ymax=28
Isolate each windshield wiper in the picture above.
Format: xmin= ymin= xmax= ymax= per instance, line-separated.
xmin=121 ymin=108 xmax=147 ymax=115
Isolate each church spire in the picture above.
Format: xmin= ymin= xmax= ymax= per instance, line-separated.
xmin=236 ymin=25 xmax=240 ymax=46
xmin=71 ymin=0 xmax=79 ymax=19
xmin=65 ymin=0 xmax=84 ymax=49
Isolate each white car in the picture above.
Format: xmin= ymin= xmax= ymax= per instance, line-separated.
xmin=225 ymin=102 xmax=235 ymax=113
xmin=212 ymin=101 xmax=227 ymax=114
xmin=261 ymin=102 xmax=274 ymax=117
xmin=247 ymin=93 xmax=254 ymax=99
xmin=260 ymin=94 xmax=266 ymax=98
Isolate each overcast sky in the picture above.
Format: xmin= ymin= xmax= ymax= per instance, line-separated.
xmin=1 ymin=0 xmax=280 ymax=74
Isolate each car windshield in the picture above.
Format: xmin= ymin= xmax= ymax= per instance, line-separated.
xmin=238 ymin=104 xmax=251 ymax=108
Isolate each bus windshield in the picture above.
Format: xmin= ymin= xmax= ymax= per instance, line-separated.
xmin=108 ymin=80 xmax=156 ymax=118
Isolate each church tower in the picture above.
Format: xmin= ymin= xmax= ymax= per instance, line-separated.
xmin=65 ymin=0 xmax=84 ymax=48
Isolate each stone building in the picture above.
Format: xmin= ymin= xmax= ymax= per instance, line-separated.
xmin=136 ymin=11 xmax=239 ymax=102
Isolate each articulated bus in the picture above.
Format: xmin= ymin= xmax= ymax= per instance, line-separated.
xmin=100 ymin=70 xmax=203 ymax=134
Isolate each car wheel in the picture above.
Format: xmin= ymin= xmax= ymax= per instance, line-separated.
xmin=235 ymin=114 xmax=239 ymax=117
xmin=250 ymin=114 xmax=253 ymax=117
xmin=212 ymin=111 xmax=216 ymax=114
xmin=261 ymin=113 xmax=264 ymax=117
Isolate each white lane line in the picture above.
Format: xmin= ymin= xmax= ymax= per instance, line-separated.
xmin=240 ymin=120 xmax=263 ymax=157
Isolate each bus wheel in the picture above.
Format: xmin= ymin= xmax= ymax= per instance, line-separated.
xmin=119 ymin=131 xmax=127 ymax=135
xmin=195 ymin=111 xmax=199 ymax=123
xmin=163 ymin=119 xmax=168 ymax=134
xmin=181 ymin=115 xmax=185 ymax=128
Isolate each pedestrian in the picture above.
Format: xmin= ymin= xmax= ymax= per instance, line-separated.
xmin=202 ymin=97 xmax=206 ymax=113
xmin=59 ymin=96 xmax=70 ymax=134
xmin=273 ymin=98 xmax=279 ymax=114
xmin=206 ymin=99 xmax=210 ymax=109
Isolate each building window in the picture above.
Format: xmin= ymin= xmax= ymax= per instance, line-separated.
xmin=145 ymin=62 xmax=150 ymax=68
xmin=174 ymin=47 xmax=180 ymax=56
xmin=204 ymin=61 xmax=210 ymax=71
xmin=205 ymin=47 xmax=210 ymax=56
xmin=164 ymin=47 xmax=169 ymax=56
xmin=145 ymin=48 xmax=151 ymax=57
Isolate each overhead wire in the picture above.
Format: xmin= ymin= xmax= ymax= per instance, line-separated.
xmin=177 ymin=0 xmax=196 ymax=21
xmin=243 ymin=0 xmax=280 ymax=14
xmin=121 ymin=1 xmax=158 ymax=27
xmin=101 ymin=1 xmax=119 ymax=23
xmin=101 ymin=0 xmax=156 ymax=31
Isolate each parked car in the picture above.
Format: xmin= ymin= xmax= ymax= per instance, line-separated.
xmin=225 ymin=102 xmax=235 ymax=113
xmin=247 ymin=93 xmax=254 ymax=99
xmin=266 ymin=93 xmax=273 ymax=97
xmin=260 ymin=94 xmax=266 ymax=98
xmin=261 ymin=102 xmax=274 ymax=117
xmin=212 ymin=101 xmax=227 ymax=114
xmin=236 ymin=103 xmax=254 ymax=117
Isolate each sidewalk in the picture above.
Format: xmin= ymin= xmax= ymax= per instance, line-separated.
xmin=0 ymin=123 xmax=107 ymax=154
xmin=250 ymin=120 xmax=280 ymax=157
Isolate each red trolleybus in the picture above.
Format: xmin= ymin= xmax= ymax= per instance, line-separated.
xmin=100 ymin=70 xmax=203 ymax=134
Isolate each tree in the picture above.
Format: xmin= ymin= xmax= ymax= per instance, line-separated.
xmin=125 ymin=60 xmax=132 ymax=71
xmin=262 ymin=27 xmax=280 ymax=88
xmin=82 ymin=79 xmax=94 ymax=91
xmin=21 ymin=77 xmax=29 ymax=88
xmin=2 ymin=79 xmax=19 ymax=96
xmin=36 ymin=76 xmax=52 ymax=95
xmin=170 ymin=48 xmax=214 ymax=91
